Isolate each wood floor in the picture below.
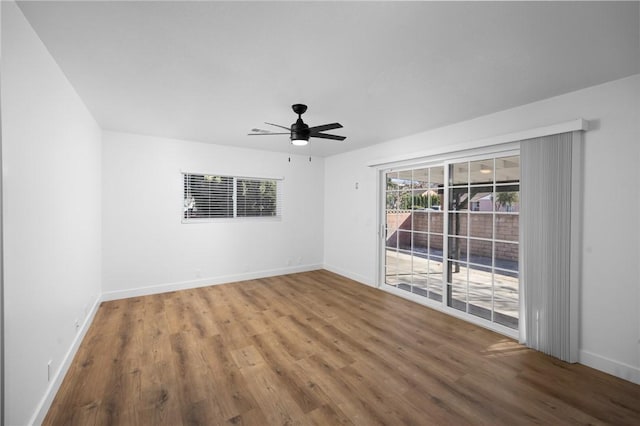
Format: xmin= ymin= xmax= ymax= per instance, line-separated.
xmin=44 ymin=270 xmax=640 ymax=425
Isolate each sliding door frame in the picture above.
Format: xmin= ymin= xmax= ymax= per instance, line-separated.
xmin=376 ymin=143 xmax=520 ymax=339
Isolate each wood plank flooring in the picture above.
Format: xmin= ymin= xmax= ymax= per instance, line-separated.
xmin=44 ymin=270 xmax=640 ymax=425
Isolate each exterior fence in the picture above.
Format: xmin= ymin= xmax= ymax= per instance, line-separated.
xmin=386 ymin=210 xmax=519 ymax=262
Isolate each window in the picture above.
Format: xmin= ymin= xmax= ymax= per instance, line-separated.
xmin=236 ymin=178 xmax=279 ymax=218
xmin=383 ymin=152 xmax=520 ymax=332
xmin=183 ymin=174 xmax=233 ymax=219
xmin=183 ymin=173 xmax=281 ymax=221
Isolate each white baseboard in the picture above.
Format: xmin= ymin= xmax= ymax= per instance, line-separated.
xmin=29 ymin=294 xmax=102 ymax=426
xmin=579 ymin=349 xmax=640 ymax=385
xmin=101 ymin=264 xmax=323 ymax=301
xmin=322 ymin=264 xmax=375 ymax=287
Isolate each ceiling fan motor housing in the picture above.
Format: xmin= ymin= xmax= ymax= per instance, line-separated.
xmin=291 ymin=117 xmax=310 ymax=141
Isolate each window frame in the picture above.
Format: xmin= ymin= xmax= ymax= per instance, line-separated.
xmin=378 ymin=145 xmax=520 ymax=339
xmin=182 ymin=172 xmax=283 ymax=223
xmin=444 ymin=153 xmax=520 ymax=330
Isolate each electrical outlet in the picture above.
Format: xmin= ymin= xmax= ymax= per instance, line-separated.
xmin=74 ymin=318 xmax=80 ymax=331
xmin=47 ymin=360 xmax=52 ymax=382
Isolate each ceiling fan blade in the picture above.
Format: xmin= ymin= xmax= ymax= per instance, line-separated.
xmin=308 ymin=123 xmax=343 ymax=133
xmin=248 ymin=132 xmax=290 ymax=136
xmin=311 ymin=133 xmax=346 ymax=141
xmin=265 ymin=122 xmax=291 ymax=131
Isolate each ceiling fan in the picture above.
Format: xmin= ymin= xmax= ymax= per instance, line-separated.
xmin=249 ymin=104 xmax=346 ymax=146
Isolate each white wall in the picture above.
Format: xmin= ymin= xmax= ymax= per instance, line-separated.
xmin=324 ymin=74 xmax=640 ymax=384
xmin=102 ymin=131 xmax=324 ymax=298
xmin=1 ymin=2 xmax=103 ymax=425
xmin=0 ymin=1 xmax=4 ymax=422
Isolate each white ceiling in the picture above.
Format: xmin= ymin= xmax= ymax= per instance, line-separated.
xmin=16 ymin=1 xmax=640 ymax=157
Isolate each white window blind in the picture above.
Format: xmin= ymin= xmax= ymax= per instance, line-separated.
xmin=183 ymin=173 xmax=282 ymax=221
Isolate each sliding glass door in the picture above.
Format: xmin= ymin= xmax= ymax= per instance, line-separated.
xmin=382 ymin=152 xmax=520 ymax=332
xmin=446 ymin=155 xmax=520 ymax=329
xmin=385 ymin=166 xmax=445 ymax=302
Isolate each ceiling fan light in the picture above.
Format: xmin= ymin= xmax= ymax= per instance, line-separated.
xmin=291 ymin=138 xmax=308 ymax=146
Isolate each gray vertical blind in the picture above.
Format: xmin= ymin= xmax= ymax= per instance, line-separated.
xmin=520 ymin=131 xmax=581 ymax=362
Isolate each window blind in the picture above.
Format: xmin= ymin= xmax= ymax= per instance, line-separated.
xmin=520 ymin=131 xmax=582 ymax=362
xmin=183 ymin=173 xmax=282 ymax=221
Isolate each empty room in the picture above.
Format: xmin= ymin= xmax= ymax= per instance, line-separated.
xmin=1 ymin=1 xmax=640 ymax=425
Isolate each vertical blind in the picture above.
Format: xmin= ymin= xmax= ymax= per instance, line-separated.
xmin=520 ymin=131 xmax=582 ymax=362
